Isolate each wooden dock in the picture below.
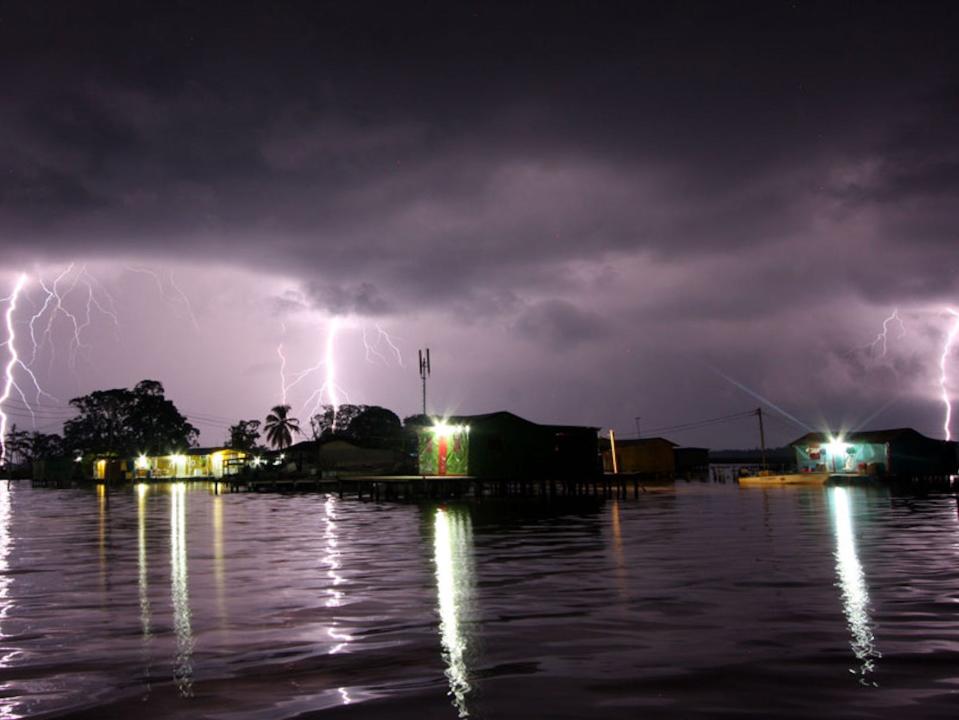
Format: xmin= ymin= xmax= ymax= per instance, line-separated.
xmin=221 ymin=472 xmax=671 ymax=500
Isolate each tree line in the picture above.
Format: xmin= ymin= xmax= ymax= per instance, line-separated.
xmin=230 ymin=403 xmax=406 ymax=452
xmin=2 ymin=379 xmax=419 ymax=468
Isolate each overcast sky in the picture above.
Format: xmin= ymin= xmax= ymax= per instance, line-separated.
xmin=1 ymin=1 xmax=958 ymax=448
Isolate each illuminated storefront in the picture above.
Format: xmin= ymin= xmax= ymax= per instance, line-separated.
xmin=91 ymin=447 xmax=249 ymax=481
xmin=792 ymin=428 xmax=958 ymax=478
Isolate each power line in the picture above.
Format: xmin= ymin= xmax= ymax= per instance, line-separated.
xmin=624 ymin=410 xmax=757 ymax=437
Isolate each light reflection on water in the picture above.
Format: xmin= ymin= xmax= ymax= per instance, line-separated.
xmin=97 ymin=482 xmax=107 ymax=595
xmin=829 ymin=486 xmax=880 ymax=684
xmin=136 ymin=482 xmax=154 ymax=701
xmin=0 ymin=482 xmax=20 ymax=719
xmin=137 ymin=483 xmax=152 ymax=639
xmin=433 ymin=506 xmax=474 ymax=718
xmin=323 ymin=494 xmax=352 ymax=704
xmin=170 ymin=483 xmax=194 ymax=696
xmin=212 ymin=491 xmax=227 ymax=624
xmin=609 ymin=499 xmax=628 ymax=600
xmin=2 ymin=482 xmax=959 ymax=718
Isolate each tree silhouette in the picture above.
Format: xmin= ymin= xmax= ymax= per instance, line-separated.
xmin=264 ymin=405 xmax=300 ymax=449
xmin=63 ymin=379 xmax=198 ymax=457
xmin=2 ymin=424 xmax=30 ymax=466
xmin=227 ymin=419 xmax=261 ymax=450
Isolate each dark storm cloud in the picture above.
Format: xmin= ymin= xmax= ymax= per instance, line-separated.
xmin=303 ymin=280 xmax=392 ymax=316
xmin=513 ymin=300 xmax=609 ymax=349
xmin=1 ymin=2 xmax=958 ymax=326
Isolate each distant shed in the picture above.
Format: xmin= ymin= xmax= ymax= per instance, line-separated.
xmin=790 ymin=428 xmax=958 ymax=478
xmin=602 ymin=437 xmax=677 ymax=475
xmin=317 ymin=439 xmax=403 ymax=474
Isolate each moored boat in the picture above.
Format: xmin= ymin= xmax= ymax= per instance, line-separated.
xmin=738 ymin=471 xmax=830 ymax=487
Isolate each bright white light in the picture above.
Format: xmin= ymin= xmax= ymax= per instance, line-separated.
xmin=170 ymin=454 xmax=188 ymax=478
xmin=430 ymin=422 xmax=470 ymax=439
xmin=824 ymin=437 xmax=848 ymax=458
xmin=135 ymin=455 xmax=149 ymax=470
xmin=830 ymin=487 xmax=879 ymax=684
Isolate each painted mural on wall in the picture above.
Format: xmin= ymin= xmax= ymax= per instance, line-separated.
xmin=796 ymin=442 xmax=887 ymax=474
xmin=419 ymin=427 xmax=470 ymax=475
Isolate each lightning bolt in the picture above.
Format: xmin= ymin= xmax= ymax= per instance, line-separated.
xmin=301 ymin=318 xmax=347 ymax=421
xmin=276 ymin=310 xmax=403 ymax=435
xmin=277 ymin=343 xmax=288 ymax=405
xmin=376 ymin=325 xmax=404 ymax=367
xmin=0 ymin=274 xmax=60 ymax=449
xmin=939 ymin=308 xmax=959 ymax=441
xmin=31 ymin=264 xmax=83 ymax=372
xmin=79 ymin=265 xmax=121 ymax=343
xmin=324 ymin=317 xmax=341 ymax=423
xmin=868 ymin=308 xmax=905 ymax=359
xmin=361 ymin=326 xmax=389 ymax=365
xmin=167 ymin=271 xmax=200 ymax=331
xmin=125 ymin=265 xmax=200 ymax=330
xmin=361 ymin=324 xmax=404 ymax=367
xmin=27 ymin=271 xmax=61 ymax=366
xmin=1 ymin=275 xmax=28 ymax=464
xmin=23 ymin=264 xmax=122 ymax=380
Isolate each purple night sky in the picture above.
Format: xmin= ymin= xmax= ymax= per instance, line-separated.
xmin=1 ymin=2 xmax=958 ymax=448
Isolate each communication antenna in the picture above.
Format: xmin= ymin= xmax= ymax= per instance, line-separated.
xmin=418 ymin=347 xmax=431 ymax=417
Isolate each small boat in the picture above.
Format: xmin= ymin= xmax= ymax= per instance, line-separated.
xmin=738 ymin=471 xmax=830 ymax=487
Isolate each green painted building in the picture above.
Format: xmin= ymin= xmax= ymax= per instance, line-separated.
xmin=791 ymin=428 xmax=958 ymax=478
xmin=417 ymin=411 xmax=599 ymax=479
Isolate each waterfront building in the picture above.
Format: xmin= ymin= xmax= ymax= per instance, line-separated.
xmin=601 ymin=437 xmax=677 ymax=475
xmin=417 ymin=411 xmax=598 ymax=479
xmin=87 ymin=447 xmax=250 ymax=481
xmin=269 ymin=438 xmax=404 ymax=476
xmin=790 ymin=429 xmax=958 ymax=479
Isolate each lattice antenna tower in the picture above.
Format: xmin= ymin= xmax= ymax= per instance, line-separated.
xmin=418 ymin=347 xmax=431 ymax=417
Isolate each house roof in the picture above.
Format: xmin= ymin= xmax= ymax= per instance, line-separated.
xmin=424 ymin=410 xmax=599 ymax=432
xmin=789 ymin=428 xmax=935 ymax=446
xmin=263 ymin=439 xmax=318 ymax=455
xmin=187 ymin=446 xmax=238 ymax=455
xmin=614 ymin=437 xmax=678 ymax=447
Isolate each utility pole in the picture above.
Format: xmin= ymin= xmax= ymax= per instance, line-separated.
xmin=634 ymin=416 xmax=641 ymax=438
xmin=609 ymin=429 xmax=619 ymax=474
xmin=756 ymin=407 xmax=767 ymax=472
xmin=418 ymin=348 xmax=431 ymax=417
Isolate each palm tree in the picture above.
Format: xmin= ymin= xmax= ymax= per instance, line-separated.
xmin=264 ymin=405 xmax=300 ymax=450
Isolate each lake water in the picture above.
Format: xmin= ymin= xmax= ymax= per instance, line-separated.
xmin=1 ymin=480 xmax=959 ymax=718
